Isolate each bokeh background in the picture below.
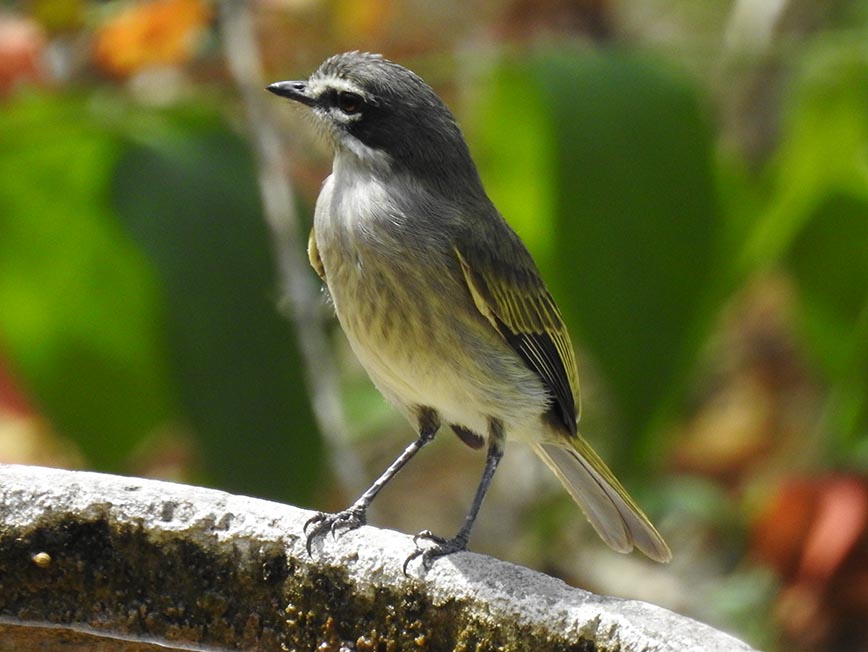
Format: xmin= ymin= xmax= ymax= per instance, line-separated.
xmin=2 ymin=1 xmax=867 ymax=649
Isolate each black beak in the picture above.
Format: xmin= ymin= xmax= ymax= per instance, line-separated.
xmin=266 ymin=81 xmax=317 ymax=107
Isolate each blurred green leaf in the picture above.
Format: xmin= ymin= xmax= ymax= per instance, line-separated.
xmin=748 ymin=41 xmax=868 ymax=461
xmin=111 ymin=112 xmax=322 ymax=502
xmin=0 ymin=95 xmax=174 ymax=468
xmin=788 ymin=193 xmax=868 ymax=456
xmin=485 ymin=51 xmax=722 ymax=468
xmin=744 ymin=42 xmax=868 ymax=269
xmin=468 ymin=60 xmax=557 ymax=262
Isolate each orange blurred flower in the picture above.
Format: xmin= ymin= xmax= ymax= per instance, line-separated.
xmin=94 ymin=0 xmax=212 ymax=77
xmin=752 ymin=475 xmax=868 ymax=651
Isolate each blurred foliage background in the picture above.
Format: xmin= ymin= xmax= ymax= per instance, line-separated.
xmin=1 ymin=0 xmax=867 ymax=649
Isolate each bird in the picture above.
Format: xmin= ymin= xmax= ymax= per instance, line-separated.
xmin=267 ymin=51 xmax=671 ymax=570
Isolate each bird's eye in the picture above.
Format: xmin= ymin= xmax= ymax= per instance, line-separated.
xmin=337 ymin=91 xmax=364 ymax=115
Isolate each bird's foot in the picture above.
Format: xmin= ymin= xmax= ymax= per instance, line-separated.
xmin=304 ymin=506 xmax=367 ymax=554
xmin=402 ymin=529 xmax=468 ymax=575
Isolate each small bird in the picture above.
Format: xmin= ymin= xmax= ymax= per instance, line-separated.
xmin=267 ymin=52 xmax=671 ymax=569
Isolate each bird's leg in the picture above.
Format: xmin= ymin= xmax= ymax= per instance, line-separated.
xmin=404 ymin=419 xmax=505 ymax=574
xmin=305 ymin=407 xmax=440 ymax=554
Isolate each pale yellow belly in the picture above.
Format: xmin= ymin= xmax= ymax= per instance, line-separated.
xmin=324 ymin=249 xmax=551 ymax=440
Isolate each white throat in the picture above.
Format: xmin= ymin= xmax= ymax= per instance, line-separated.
xmin=333 ymin=136 xmax=392 ymax=177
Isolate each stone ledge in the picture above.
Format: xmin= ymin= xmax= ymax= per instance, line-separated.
xmin=0 ymin=464 xmax=756 ymax=652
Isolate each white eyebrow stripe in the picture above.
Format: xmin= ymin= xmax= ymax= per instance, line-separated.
xmin=308 ymin=77 xmax=367 ymax=99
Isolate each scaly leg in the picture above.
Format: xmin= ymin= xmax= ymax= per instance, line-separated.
xmin=404 ymin=419 xmax=505 ymax=573
xmin=305 ymin=407 xmax=440 ymax=554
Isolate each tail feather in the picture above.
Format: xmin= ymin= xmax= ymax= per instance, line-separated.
xmin=532 ymin=440 xmax=671 ymax=563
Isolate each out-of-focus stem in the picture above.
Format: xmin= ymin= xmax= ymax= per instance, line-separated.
xmin=217 ymin=0 xmax=367 ymax=502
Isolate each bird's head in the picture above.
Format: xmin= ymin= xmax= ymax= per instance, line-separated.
xmin=268 ymin=52 xmax=479 ymax=189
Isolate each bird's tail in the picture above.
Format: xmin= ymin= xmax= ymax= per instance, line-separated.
xmin=531 ymin=439 xmax=671 ymax=563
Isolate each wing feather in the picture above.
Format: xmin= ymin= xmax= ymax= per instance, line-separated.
xmin=453 ymin=235 xmax=671 ymax=563
xmin=455 ymin=245 xmax=580 ymax=434
xmin=308 ymin=227 xmax=326 ymax=281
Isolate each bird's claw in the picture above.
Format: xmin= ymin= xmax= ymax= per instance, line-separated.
xmin=402 ymin=530 xmax=468 ymax=575
xmin=412 ymin=529 xmax=446 ymax=546
xmin=304 ymin=507 xmax=367 ymax=555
